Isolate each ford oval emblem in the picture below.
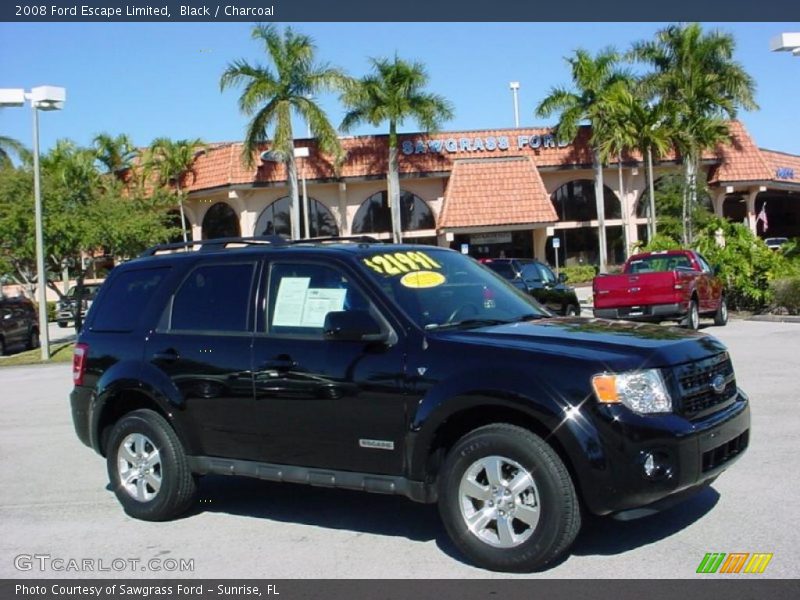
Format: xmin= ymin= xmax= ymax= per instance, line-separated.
xmin=710 ymin=374 xmax=726 ymax=395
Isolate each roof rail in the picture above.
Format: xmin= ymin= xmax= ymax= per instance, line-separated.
xmin=139 ymin=235 xmax=290 ymax=257
xmin=292 ymin=235 xmax=384 ymax=245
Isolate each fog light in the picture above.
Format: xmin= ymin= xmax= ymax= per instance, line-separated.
xmin=640 ymin=451 xmax=671 ymax=480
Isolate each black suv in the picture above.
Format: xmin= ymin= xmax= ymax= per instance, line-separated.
xmin=0 ymin=296 xmax=39 ymax=355
xmin=481 ymin=258 xmax=581 ymax=316
xmin=70 ymin=237 xmax=750 ymax=572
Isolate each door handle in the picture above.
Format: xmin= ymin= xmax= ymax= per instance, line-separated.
xmin=153 ymin=349 xmax=179 ymax=362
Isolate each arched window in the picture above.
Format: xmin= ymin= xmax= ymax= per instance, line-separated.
xmin=550 ymin=179 xmax=621 ymax=221
xmin=202 ymin=202 xmax=240 ymax=240
xmin=636 ymin=177 xmax=664 ymax=218
xmin=254 ymin=196 xmax=339 ymax=238
xmin=352 ymin=190 xmax=435 ymax=235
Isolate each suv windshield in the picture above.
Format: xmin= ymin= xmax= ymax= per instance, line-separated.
xmin=360 ymin=248 xmax=548 ymax=329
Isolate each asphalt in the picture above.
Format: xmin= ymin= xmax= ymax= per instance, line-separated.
xmin=0 ymin=319 xmax=796 ymax=578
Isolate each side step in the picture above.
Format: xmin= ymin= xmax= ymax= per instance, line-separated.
xmin=188 ymin=456 xmax=436 ymax=503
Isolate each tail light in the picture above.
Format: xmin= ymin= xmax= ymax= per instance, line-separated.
xmin=73 ymin=343 xmax=89 ymax=386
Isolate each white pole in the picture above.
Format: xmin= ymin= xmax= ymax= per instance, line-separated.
xmin=512 ymin=88 xmax=520 ymax=128
xmin=302 ymin=174 xmax=310 ymax=239
xmin=32 ymin=106 xmax=50 ymax=360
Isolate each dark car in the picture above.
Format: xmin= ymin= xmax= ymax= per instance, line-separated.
xmin=57 ymin=283 xmax=102 ymax=328
xmin=70 ymin=237 xmax=749 ymax=572
xmin=0 ymin=296 xmax=40 ymax=355
xmin=481 ymin=257 xmax=581 ymax=316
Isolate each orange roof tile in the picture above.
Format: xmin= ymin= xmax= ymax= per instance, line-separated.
xmin=758 ymin=148 xmax=800 ymax=185
xmin=439 ymin=157 xmax=557 ymax=229
xmin=707 ymin=121 xmax=774 ymax=184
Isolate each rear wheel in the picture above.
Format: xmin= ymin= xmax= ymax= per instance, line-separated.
xmin=27 ymin=329 xmax=39 ymax=350
xmin=713 ymin=296 xmax=728 ymax=327
xmin=106 ymin=409 xmax=196 ymax=521
xmin=565 ymin=304 xmax=580 ymax=317
xmin=438 ymin=423 xmax=580 ymax=572
xmin=683 ymin=299 xmax=700 ymax=330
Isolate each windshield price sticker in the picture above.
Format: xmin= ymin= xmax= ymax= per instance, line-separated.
xmin=363 ymin=251 xmax=442 ymax=277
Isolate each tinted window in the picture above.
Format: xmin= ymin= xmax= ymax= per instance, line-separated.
xmin=485 ymin=262 xmax=517 ymax=280
xmin=91 ymin=268 xmax=168 ymax=332
xmin=537 ymin=263 xmax=557 ymax=284
xmin=171 ymin=263 xmax=255 ymax=332
xmin=267 ymin=263 xmax=370 ymax=338
xmin=519 ymin=264 xmax=542 ymax=283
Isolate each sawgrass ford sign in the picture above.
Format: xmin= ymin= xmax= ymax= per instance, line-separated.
xmin=401 ymin=131 xmax=570 ymax=155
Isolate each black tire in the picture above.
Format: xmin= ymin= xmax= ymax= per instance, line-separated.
xmin=683 ymin=299 xmax=700 ymax=330
xmin=0 ymin=336 xmax=5 ymax=356
xmin=57 ymin=321 xmax=69 ymax=329
xmin=27 ymin=329 xmax=40 ymax=350
xmin=438 ymin=423 xmax=581 ymax=572
xmin=106 ymin=409 xmax=196 ymax=521
xmin=564 ymin=304 xmax=580 ymax=317
xmin=713 ymin=296 xmax=728 ymax=327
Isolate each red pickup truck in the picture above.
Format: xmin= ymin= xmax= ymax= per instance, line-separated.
xmin=592 ymin=250 xmax=727 ymax=329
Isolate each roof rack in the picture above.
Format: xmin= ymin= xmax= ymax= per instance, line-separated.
xmin=139 ymin=235 xmax=384 ymax=257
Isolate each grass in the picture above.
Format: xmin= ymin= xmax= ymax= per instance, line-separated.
xmin=0 ymin=342 xmax=74 ymax=367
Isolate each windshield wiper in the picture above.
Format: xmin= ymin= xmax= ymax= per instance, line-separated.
xmin=425 ymin=318 xmax=510 ymax=331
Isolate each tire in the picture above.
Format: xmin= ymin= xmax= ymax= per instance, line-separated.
xmin=0 ymin=337 xmax=5 ymax=356
xmin=713 ymin=296 xmax=728 ymax=327
xmin=106 ymin=409 xmax=196 ymax=521
xmin=683 ymin=299 xmax=700 ymax=331
xmin=27 ymin=329 xmax=40 ymax=350
xmin=57 ymin=321 xmax=69 ymax=329
xmin=564 ymin=305 xmax=580 ymax=317
xmin=438 ymin=423 xmax=581 ymax=572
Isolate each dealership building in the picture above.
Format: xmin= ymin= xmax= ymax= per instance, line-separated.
xmin=178 ymin=121 xmax=800 ymax=266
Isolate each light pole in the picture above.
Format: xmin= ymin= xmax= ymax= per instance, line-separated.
xmin=0 ymin=85 xmax=66 ymax=361
xmin=509 ymin=82 xmax=520 ymax=128
xmin=770 ymin=33 xmax=800 ymax=56
xmin=260 ymin=146 xmax=311 ymax=239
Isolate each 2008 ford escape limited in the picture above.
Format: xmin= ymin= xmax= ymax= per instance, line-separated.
xmin=70 ymin=237 xmax=750 ymax=572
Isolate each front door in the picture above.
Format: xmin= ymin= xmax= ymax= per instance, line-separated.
xmin=144 ymin=260 xmax=259 ymax=460
xmin=251 ymin=260 xmax=408 ymax=475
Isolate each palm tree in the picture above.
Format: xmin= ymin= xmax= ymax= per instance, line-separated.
xmin=341 ymin=55 xmax=453 ymax=243
xmin=220 ymin=24 xmax=347 ymax=240
xmin=536 ymin=48 xmax=631 ymax=272
xmin=93 ymin=133 xmax=137 ymax=176
xmin=631 ymin=23 xmax=757 ymax=245
xmin=596 ymin=82 xmax=673 ymax=245
xmin=145 ymin=137 xmax=205 ymax=244
xmin=0 ymin=134 xmax=31 ymax=167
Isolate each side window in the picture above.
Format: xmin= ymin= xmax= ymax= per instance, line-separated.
xmin=171 ymin=263 xmax=255 ymax=333
xmin=695 ymin=254 xmax=712 ymax=273
xmin=91 ymin=268 xmax=169 ymax=332
xmin=519 ymin=264 xmax=541 ymax=283
xmin=537 ymin=263 xmax=557 ymax=284
xmin=267 ymin=263 xmax=370 ymax=338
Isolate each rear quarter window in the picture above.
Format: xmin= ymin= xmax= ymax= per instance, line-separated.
xmin=89 ymin=267 xmax=170 ymax=332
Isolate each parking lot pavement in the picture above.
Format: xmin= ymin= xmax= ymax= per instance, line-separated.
xmin=0 ymin=319 xmax=796 ymax=579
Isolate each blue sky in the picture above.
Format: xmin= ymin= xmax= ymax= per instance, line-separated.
xmin=1 ymin=22 xmax=799 ymax=155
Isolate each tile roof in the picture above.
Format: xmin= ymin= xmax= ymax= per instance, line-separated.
xmin=758 ymin=148 xmax=800 ymax=185
xmin=173 ymin=120 xmax=790 ymax=194
xmin=439 ymin=157 xmax=558 ymax=229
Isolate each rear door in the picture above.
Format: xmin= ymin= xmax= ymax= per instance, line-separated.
xmin=144 ymin=259 xmax=259 ymax=460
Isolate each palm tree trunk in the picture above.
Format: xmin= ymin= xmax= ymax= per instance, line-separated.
xmin=176 ymin=181 xmax=188 ymax=244
xmin=646 ymin=146 xmax=657 ymax=240
xmin=388 ymin=120 xmax=402 ymax=244
xmin=592 ymin=148 xmax=608 ymax=272
xmin=617 ymin=152 xmax=629 ymax=260
xmin=286 ymin=152 xmax=301 ymax=240
xmin=682 ymin=151 xmax=696 ymax=246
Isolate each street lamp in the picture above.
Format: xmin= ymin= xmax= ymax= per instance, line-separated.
xmin=0 ymin=85 xmax=66 ymax=361
xmin=509 ymin=81 xmax=520 ymax=128
xmin=770 ymin=33 xmax=800 ymax=56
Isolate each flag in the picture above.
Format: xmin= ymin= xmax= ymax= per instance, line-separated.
xmin=756 ymin=203 xmax=768 ymax=232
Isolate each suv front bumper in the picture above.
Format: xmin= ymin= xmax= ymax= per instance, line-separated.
xmin=580 ymin=389 xmax=750 ymax=517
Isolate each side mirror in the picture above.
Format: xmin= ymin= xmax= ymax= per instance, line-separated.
xmin=557 ymin=273 xmax=567 ymax=283
xmin=323 ymin=310 xmax=385 ymax=342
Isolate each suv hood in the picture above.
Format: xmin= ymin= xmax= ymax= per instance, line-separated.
xmin=433 ymin=316 xmax=726 ymax=370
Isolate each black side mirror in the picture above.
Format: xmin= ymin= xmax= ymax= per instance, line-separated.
xmin=557 ymin=273 xmax=567 ymax=283
xmin=324 ymin=310 xmax=385 ymax=342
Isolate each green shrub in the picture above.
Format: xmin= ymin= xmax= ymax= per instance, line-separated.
xmin=47 ymin=301 xmax=57 ymax=322
xmin=771 ymin=277 xmax=800 ymax=315
xmin=560 ymin=264 xmax=597 ymax=284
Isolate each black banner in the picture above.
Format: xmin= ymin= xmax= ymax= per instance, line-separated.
xmin=2 ymin=0 xmax=800 ymax=22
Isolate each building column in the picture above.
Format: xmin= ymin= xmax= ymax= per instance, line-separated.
xmin=228 ymin=190 xmax=254 ymax=237
xmin=533 ymin=228 xmax=548 ymax=262
xmin=712 ymin=189 xmax=727 ymax=218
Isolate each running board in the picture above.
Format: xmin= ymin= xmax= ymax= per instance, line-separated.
xmin=188 ymin=456 xmax=436 ymax=503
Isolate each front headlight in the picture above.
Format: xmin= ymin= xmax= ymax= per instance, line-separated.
xmin=591 ymin=369 xmax=672 ymax=414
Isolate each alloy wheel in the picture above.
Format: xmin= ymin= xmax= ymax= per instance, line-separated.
xmin=116 ymin=433 xmax=162 ymax=502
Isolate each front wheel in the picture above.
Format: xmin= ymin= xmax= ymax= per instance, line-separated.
xmin=27 ymin=329 xmax=40 ymax=350
xmin=564 ymin=304 xmax=580 ymax=317
xmin=683 ymin=299 xmax=700 ymax=330
xmin=713 ymin=297 xmax=728 ymax=327
xmin=106 ymin=409 xmax=196 ymax=521
xmin=438 ymin=424 xmax=580 ymax=572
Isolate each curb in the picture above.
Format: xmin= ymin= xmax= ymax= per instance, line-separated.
xmin=746 ymin=314 xmax=800 ymax=324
